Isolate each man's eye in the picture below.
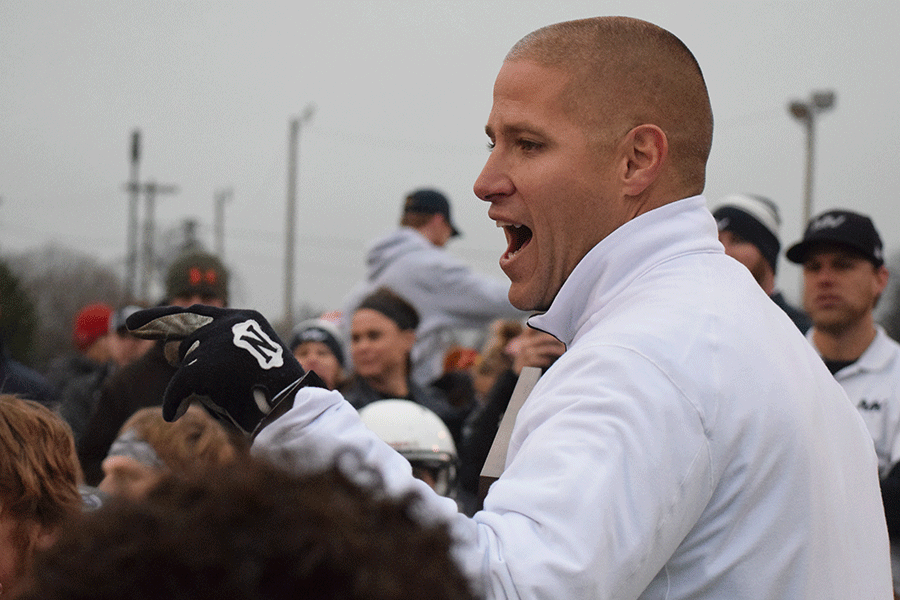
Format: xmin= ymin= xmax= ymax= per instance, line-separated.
xmin=486 ymin=141 xmax=496 ymax=151
xmin=518 ymin=139 xmax=540 ymax=152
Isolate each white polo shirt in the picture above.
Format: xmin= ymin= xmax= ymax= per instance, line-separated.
xmin=809 ymin=325 xmax=900 ymax=477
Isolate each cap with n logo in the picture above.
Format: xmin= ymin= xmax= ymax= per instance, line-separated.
xmin=786 ymin=209 xmax=884 ymax=267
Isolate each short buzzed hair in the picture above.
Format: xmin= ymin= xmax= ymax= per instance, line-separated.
xmin=506 ymin=17 xmax=714 ymax=194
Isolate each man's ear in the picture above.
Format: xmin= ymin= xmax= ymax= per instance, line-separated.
xmin=875 ymin=264 xmax=890 ymax=296
xmin=620 ymin=124 xmax=668 ymax=196
xmin=428 ymin=212 xmax=445 ymax=228
xmin=400 ymin=329 xmax=416 ymax=354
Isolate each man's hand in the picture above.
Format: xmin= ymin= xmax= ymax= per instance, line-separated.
xmin=127 ymin=305 xmax=324 ymax=437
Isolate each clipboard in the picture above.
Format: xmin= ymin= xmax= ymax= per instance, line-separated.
xmin=478 ymin=366 xmax=542 ymax=501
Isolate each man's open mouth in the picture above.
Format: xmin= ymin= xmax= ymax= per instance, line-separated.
xmin=497 ymin=221 xmax=533 ymax=259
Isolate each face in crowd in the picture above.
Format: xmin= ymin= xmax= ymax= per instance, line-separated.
xmin=98 ymin=406 xmax=241 ymax=502
xmin=801 ymin=244 xmax=888 ymax=335
xmin=350 ymin=308 xmax=415 ymax=383
xmin=293 ymin=341 xmax=343 ymax=391
xmin=108 ymin=328 xmax=155 ymax=368
xmin=170 ymin=293 xmax=225 ymax=309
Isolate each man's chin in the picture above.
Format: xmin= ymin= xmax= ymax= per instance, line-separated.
xmin=508 ymin=284 xmax=551 ymax=313
xmin=812 ymin=314 xmax=853 ymax=336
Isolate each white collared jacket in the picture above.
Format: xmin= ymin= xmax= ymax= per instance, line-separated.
xmin=258 ymin=196 xmax=891 ymax=599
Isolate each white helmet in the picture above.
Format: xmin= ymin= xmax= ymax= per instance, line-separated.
xmin=358 ymin=399 xmax=458 ymax=497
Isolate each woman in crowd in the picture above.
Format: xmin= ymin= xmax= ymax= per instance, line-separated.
xmin=343 ymin=288 xmax=431 ymax=407
xmin=0 ymin=394 xmax=81 ymax=597
xmin=341 ymin=287 xmax=468 ymax=447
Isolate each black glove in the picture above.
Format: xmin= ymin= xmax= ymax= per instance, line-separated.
xmin=126 ymin=304 xmax=324 ymax=437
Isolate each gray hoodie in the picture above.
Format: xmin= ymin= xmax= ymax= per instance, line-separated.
xmin=340 ymin=227 xmax=524 ymax=386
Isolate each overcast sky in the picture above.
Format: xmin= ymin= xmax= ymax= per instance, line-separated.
xmin=2 ymin=1 xmax=898 ymax=322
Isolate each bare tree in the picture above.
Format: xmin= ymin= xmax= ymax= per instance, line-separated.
xmin=6 ymin=244 xmax=125 ymax=371
xmin=0 ymin=258 xmax=39 ymax=365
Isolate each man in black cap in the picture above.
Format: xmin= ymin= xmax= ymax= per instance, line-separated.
xmin=787 ymin=208 xmax=900 ymax=593
xmin=340 ymin=189 xmax=524 ymax=389
xmin=712 ymin=193 xmax=810 ymax=331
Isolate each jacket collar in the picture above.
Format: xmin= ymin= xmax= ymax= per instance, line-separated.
xmin=529 ymin=195 xmax=717 ymax=346
xmin=820 ymin=325 xmax=897 ymax=377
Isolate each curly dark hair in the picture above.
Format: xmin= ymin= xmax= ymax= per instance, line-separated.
xmin=22 ymin=456 xmax=478 ymax=600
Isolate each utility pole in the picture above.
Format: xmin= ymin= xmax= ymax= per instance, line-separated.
xmin=181 ymin=218 xmax=200 ymax=251
xmin=283 ymin=103 xmax=315 ymax=327
xmin=124 ymin=129 xmax=141 ymax=301
xmin=139 ymin=181 xmax=179 ymax=301
xmin=788 ymin=90 xmax=836 ymax=226
xmin=214 ymin=188 xmax=233 ymax=259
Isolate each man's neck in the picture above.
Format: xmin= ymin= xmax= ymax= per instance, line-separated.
xmin=753 ymin=262 xmax=775 ymax=295
xmin=415 ymin=222 xmax=447 ymax=248
xmin=812 ymin=317 xmax=877 ymax=362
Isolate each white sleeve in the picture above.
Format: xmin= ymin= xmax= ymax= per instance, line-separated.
xmin=254 ymin=344 xmax=712 ymax=600
xmin=252 ymin=387 xmax=457 ymax=511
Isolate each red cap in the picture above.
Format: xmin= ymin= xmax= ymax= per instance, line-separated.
xmin=73 ymin=303 xmax=112 ymax=351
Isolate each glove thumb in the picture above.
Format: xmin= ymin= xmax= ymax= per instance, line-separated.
xmin=161 ymin=365 xmax=204 ymax=423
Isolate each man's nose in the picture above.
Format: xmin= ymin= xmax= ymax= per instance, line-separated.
xmin=474 ymin=153 xmax=513 ymax=202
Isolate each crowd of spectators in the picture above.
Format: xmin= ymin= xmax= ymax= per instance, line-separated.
xmin=0 ymin=237 xmax=539 ymax=596
xmin=5 ymin=192 xmax=898 ymax=596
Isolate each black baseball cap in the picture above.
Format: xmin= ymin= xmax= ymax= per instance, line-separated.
xmin=786 ymin=209 xmax=884 ymax=267
xmin=403 ymin=189 xmax=461 ymax=237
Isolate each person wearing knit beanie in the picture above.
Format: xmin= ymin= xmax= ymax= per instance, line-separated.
xmin=164 ymin=250 xmax=229 ymax=307
xmin=289 ymin=318 xmax=345 ymax=390
xmin=75 ymin=253 xmax=228 ymax=487
xmin=713 ymin=194 xmax=781 ymax=281
xmin=712 ymin=194 xmax=811 ymax=332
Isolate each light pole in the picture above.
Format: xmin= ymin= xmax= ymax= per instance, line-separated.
xmin=125 ymin=129 xmax=141 ymax=301
xmin=788 ymin=90 xmax=836 ymax=226
xmin=139 ymin=181 xmax=179 ymax=302
xmin=283 ymin=103 xmax=316 ymax=328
